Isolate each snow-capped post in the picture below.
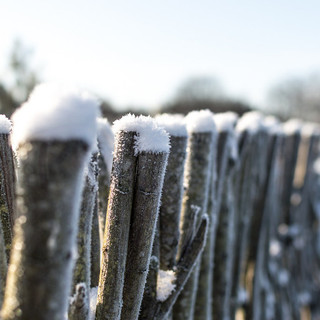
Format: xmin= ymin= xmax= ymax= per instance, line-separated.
xmin=1 ymin=84 xmax=99 ymax=320
xmin=139 ymin=114 xmax=188 ymax=319
xmin=95 ymin=116 xmax=138 ymax=320
xmin=194 ymin=112 xmax=237 ymax=320
xmin=211 ymin=115 xmax=239 ymax=320
xmin=69 ymin=156 xmax=98 ymax=320
xmin=119 ymin=116 xmax=169 ymax=320
xmin=173 ymin=110 xmax=215 ymax=320
xmin=0 ymin=115 xmax=16 ymax=262
xmin=0 ymin=219 xmax=8 ymax=308
xmin=96 ymin=118 xmax=114 ymax=245
xmin=229 ymin=112 xmax=265 ymax=317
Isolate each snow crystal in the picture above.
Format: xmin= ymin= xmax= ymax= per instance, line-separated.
xmin=156 ymin=269 xmax=176 ymax=302
xmin=282 ymin=119 xmax=303 ymax=135
xmin=97 ymin=118 xmax=114 ymax=170
xmin=154 ymin=113 xmax=188 ymax=137
xmin=113 ymin=114 xmax=170 ymax=155
xmin=236 ymin=111 xmax=265 ymax=134
xmin=0 ymin=114 xmax=12 ymax=134
xmin=11 ymin=83 xmax=100 ymax=148
xmin=89 ymin=287 xmax=98 ymax=320
xmin=213 ymin=112 xmax=238 ymax=132
xmin=185 ymin=109 xmax=216 ymax=133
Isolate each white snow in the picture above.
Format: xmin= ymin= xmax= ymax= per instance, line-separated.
xmin=156 ymin=269 xmax=176 ymax=302
xmin=0 ymin=115 xmax=12 ymax=134
xmin=282 ymin=119 xmax=303 ymax=135
xmin=236 ymin=111 xmax=265 ymax=134
xmin=185 ymin=109 xmax=216 ymax=133
xmin=213 ymin=112 xmax=238 ymax=132
xmin=97 ymin=118 xmax=114 ymax=170
xmin=113 ymin=114 xmax=170 ymax=155
xmin=89 ymin=287 xmax=98 ymax=320
xmin=11 ymin=83 xmax=100 ymax=148
xmin=301 ymin=122 xmax=320 ymax=138
xmin=154 ymin=113 xmax=188 ymax=137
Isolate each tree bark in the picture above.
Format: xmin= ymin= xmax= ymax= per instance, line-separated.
xmin=95 ymin=131 xmax=137 ymax=320
xmin=121 ymin=151 xmax=168 ymax=320
xmin=173 ymin=132 xmax=214 ymax=320
xmin=0 ymin=133 xmax=16 ymax=262
xmin=1 ymin=140 xmax=89 ymax=320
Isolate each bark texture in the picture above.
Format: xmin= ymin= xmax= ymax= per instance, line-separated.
xmin=121 ymin=151 xmax=168 ymax=320
xmin=95 ymin=131 xmax=137 ymax=320
xmin=0 ymin=133 xmax=16 ymax=262
xmin=173 ymin=132 xmax=214 ymax=320
xmin=1 ymin=140 xmax=89 ymax=320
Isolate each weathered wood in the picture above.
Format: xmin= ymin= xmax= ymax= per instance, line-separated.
xmin=120 ymin=151 xmax=168 ymax=320
xmin=69 ymin=158 xmax=97 ymax=320
xmin=173 ymin=131 xmax=214 ymax=320
xmin=1 ymin=140 xmax=89 ymax=320
xmin=0 ymin=218 xmax=7 ymax=308
xmin=95 ymin=131 xmax=137 ymax=320
xmin=0 ymin=133 xmax=16 ymax=262
xmin=90 ymin=196 xmax=100 ymax=288
xmin=159 ymin=135 xmax=188 ymax=270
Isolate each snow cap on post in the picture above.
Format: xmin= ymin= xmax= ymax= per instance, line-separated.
xmin=11 ymin=83 xmax=100 ymax=149
xmin=97 ymin=118 xmax=114 ymax=170
xmin=282 ymin=118 xmax=303 ymax=136
xmin=154 ymin=113 xmax=188 ymax=137
xmin=113 ymin=114 xmax=170 ymax=155
xmin=0 ymin=115 xmax=12 ymax=134
xmin=213 ymin=112 xmax=238 ymax=133
xmin=185 ymin=109 xmax=216 ymax=133
xmin=236 ymin=111 xmax=265 ymax=134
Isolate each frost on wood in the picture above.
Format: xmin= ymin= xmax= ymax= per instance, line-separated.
xmin=95 ymin=131 xmax=137 ymax=320
xmin=156 ymin=270 xmax=176 ymax=302
xmin=11 ymin=83 xmax=99 ymax=148
xmin=1 ymin=141 xmax=90 ymax=320
xmin=121 ymin=150 xmax=168 ymax=320
xmin=0 ymin=218 xmax=8 ymax=308
xmin=69 ymin=283 xmax=89 ymax=320
xmin=89 ymin=287 xmax=98 ymax=320
xmin=173 ymin=112 xmax=215 ymax=320
xmin=0 ymin=133 xmax=16 ymax=262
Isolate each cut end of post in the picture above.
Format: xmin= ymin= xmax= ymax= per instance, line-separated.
xmin=11 ymin=83 xmax=100 ymax=149
xmin=185 ymin=109 xmax=216 ymax=133
xmin=213 ymin=112 xmax=239 ymax=133
xmin=154 ymin=113 xmax=188 ymax=137
xmin=97 ymin=117 xmax=114 ymax=170
xmin=0 ymin=115 xmax=12 ymax=134
xmin=113 ymin=114 xmax=170 ymax=155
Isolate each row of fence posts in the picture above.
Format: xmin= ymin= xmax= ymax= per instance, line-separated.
xmin=0 ymin=84 xmax=320 ymax=320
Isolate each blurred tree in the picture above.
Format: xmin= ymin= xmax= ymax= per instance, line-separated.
xmin=158 ymin=76 xmax=252 ymax=116
xmin=267 ymin=73 xmax=320 ymax=121
xmin=0 ymin=39 xmax=40 ymax=116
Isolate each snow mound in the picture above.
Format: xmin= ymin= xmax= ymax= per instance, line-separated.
xmin=236 ymin=111 xmax=265 ymax=134
xmin=213 ymin=112 xmax=238 ymax=132
xmin=0 ymin=115 xmax=12 ymax=134
xmin=113 ymin=114 xmax=170 ymax=155
xmin=185 ymin=109 xmax=216 ymax=133
xmin=11 ymin=83 xmax=99 ymax=148
xmin=154 ymin=113 xmax=188 ymax=137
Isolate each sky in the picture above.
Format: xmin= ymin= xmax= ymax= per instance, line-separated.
xmin=1 ymin=0 xmax=320 ymax=112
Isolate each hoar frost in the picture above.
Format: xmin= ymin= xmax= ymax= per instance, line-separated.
xmin=156 ymin=269 xmax=176 ymax=302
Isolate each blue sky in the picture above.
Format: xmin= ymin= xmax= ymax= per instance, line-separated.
xmin=1 ymin=0 xmax=320 ymax=111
